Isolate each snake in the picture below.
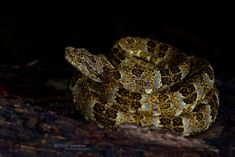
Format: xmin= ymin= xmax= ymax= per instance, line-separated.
xmin=65 ymin=37 xmax=219 ymax=136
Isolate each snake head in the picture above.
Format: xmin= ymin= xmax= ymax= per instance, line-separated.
xmin=65 ymin=47 xmax=113 ymax=82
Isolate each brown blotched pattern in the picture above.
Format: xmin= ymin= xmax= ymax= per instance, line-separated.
xmin=65 ymin=37 xmax=219 ymax=136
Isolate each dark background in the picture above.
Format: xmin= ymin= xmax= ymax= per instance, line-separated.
xmin=1 ymin=7 xmax=234 ymax=78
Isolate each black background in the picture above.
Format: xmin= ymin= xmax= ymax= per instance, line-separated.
xmin=1 ymin=6 xmax=234 ymax=78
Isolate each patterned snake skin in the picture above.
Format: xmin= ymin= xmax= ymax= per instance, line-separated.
xmin=65 ymin=37 xmax=219 ymax=136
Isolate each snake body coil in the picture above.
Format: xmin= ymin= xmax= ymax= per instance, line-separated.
xmin=65 ymin=37 xmax=219 ymax=136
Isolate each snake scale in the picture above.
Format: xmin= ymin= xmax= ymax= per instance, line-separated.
xmin=65 ymin=37 xmax=219 ymax=136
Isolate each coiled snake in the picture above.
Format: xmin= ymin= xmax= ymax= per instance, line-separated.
xmin=65 ymin=37 xmax=219 ymax=136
